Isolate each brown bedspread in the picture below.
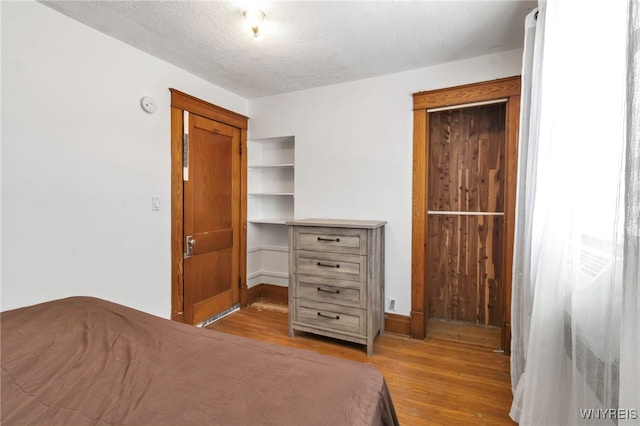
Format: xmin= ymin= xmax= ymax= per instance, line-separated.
xmin=1 ymin=297 xmax=398 ymax=425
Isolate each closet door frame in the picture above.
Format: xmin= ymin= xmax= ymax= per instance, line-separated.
xmin=411 ymin=76 xmax=521 ymax=353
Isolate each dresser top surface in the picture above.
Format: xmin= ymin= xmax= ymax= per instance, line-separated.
xmin=286 ymin=218 xmax=386 ymax=229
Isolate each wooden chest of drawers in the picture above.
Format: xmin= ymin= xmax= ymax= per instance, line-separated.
xmin=287 ymin=219 xmax=386 ymax=356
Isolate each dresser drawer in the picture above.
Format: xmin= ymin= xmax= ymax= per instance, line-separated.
xmin=293 ymin=300 xmax=365 ymax=336
xmin=295 ymin=250 xmax=365 ymax=282
xmin=296 ymin=276 xmax=362 ymax=308
xmin=293 ymin=227 xmax=367 ymax=255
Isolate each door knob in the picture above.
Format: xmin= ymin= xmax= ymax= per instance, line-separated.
xmin=185 ymin=235 xmax=196 ymax=259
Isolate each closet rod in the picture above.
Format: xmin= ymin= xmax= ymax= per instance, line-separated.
xmin=427 ymin=211 xmax=504 ymax=216
xmin=427 ymin=98 xmax=508 ymax=113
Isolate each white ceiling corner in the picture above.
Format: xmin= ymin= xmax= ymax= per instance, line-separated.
xmin=39 ymin=0 xmax=536 ymax=99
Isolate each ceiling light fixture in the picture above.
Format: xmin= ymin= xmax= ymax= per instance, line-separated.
xmin=244 ymin=9 xmax=265 ymax=39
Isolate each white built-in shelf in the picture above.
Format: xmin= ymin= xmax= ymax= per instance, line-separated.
xmin=248 ymin=163 xmax=294 ymax=169
xmin=248 ymin=192 xmax=294 ymax=196
xmin=248 ymin=245 xmax=289 ymax=253
xmin=247 ymin=135 xmax=295 ymax=288
xmin=248 ymin=219 xmax=290 ymax=225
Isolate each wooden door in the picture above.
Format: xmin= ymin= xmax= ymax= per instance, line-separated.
xmin=183 ymin=114 xmax=241 ymax=325
xmin=170 ymin=88 xmax=248 ymax=326
xmin=427 ymin=104 xmax=505 ymax=327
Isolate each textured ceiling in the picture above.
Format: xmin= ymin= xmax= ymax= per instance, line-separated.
xmin=40 ymin=1 xmax=536 ymax=99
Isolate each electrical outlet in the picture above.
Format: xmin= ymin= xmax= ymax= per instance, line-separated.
xmin=388 ymin=297 xmax=396 ymax=311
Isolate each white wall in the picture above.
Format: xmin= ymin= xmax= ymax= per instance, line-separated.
xmin=1 ymin=1 xmax=248 ymax=317
xmin=248 ymin=50 xmax=523 ymax=316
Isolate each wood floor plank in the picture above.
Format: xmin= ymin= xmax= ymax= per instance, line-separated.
xmin=206 ymin=303 xmax=515 ymax=425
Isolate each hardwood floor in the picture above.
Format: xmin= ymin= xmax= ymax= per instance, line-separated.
xmin=207 ymin=302 xmax=515 ymax=425
xmin=427 ymin=318 xmax=502 ymax=350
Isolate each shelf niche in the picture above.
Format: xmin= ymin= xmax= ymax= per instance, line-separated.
xmin=247 ymin=136 xmax=295 ymax=288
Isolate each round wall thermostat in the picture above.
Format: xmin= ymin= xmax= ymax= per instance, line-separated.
xmin=140 ymin=96 xmax=157 ymax=114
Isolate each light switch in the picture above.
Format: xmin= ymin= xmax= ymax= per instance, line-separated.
xmin=152 ymin=196 xmax=161 ymax=211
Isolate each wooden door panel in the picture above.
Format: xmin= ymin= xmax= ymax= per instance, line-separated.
xmin=191 ymin=119 xmax=233 ymax=232
xmin=191 ymin=229 xmax=233 ymax=255
xmin=190 ymin=249 xmax=234 ymax=324
xmin=428 ymin=105 xmax=505 ymax=213
xmin=188 ymin=250 xmax=232 ymax=300
xmin=427 ymin=104 xmax=505 ymax=327
xmin=184 ymin=112 xmax=240 ymax=325
xmin=428 ymin=214 xmax=503 ymax=326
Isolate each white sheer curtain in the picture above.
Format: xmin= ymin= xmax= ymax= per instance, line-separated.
xmin=510 ymin=0 xmax=639 ymax=424
xmin=620 ymin=0 xmax=640 ymax=420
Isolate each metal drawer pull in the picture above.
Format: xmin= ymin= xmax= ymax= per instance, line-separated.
xmin=317 ymin=237 xmax=340 ymax=242
xmin=317 ymin=312 xmax=340 ymax=320
xmin=317 ymin=262 xmax=340 ymax=268
xmin=317 ymin=287 xmax=340 ymax=294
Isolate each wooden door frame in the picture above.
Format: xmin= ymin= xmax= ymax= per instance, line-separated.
xmin=410 ymin=76 xmax=521 ymax=353
xmin=170 ymin=89 xmax=249 ymax=322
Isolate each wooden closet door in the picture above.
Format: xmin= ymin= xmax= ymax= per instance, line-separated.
xmin=427 ymin=104 xmax=505 ymax=326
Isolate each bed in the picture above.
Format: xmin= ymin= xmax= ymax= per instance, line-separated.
xmin=1 ymin=296 xmax=398 ymax=426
